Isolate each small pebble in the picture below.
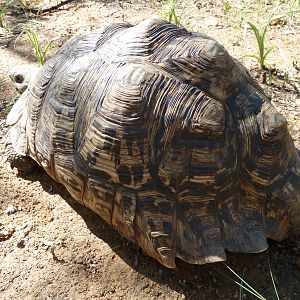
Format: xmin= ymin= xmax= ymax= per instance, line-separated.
xmin=204 ymin=16 xmax=219 ymax=26
xmin=5 ymin=204 xmax=18 ymax=215
xmin=17 ymin=239 xmax=26 ymax=248
xmin=0 ymin=224 xmax=15 ymax=241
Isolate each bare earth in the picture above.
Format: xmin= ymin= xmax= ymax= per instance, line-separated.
xmin=0 ymin=1 xmax=299 ymax=299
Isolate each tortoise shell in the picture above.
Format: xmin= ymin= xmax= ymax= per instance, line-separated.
xmin=7 ymin=19 xmax=300 ymax=268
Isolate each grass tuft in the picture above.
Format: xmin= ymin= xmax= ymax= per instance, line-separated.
xmin=23 ymin=29 xmax=54 ymax=65
xmin=0 ymin=0 xmax=15 ymax=27
xmin=160 ymin=0 xmax=188 ymax=27
xmin=240 ymin=21 xmax=277 ymax=70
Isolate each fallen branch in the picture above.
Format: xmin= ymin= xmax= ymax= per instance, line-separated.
xmin=19 ymin=0 xmax=75 ymax=15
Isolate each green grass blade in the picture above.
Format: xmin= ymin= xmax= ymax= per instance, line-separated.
xmin=233 ymin=279 xmax=266 ymax=299
xmin=271 ymin=9 xmax=300 ymax=22
xmin=178 ymin=0 xmax=189 ymax=26
xmin=31 ymin=32 xmax=42 ymax=65
xmin=24 ymin=29 xmax=44 ymax=65
xmin=263 ymin=45 xmax=277 ymax=60
xmin=223 ymin=264 xmax=267 ymax=300
xmin=240 ymin=53 xmax=260 ymax=61
xmin=211 ymin=265 xmax=266 ymax=300
xmin=161 ymin=0 xmax=181 ymax=26
xmin=43 ymin=40 xmax=54 ymax=56
xmin=267 ymin=252 xmax=280 ymax=300
xmin=261 ymin=24 xmax=268 ymax=43
xmin=239 ymin=268 xmax=246 ymax=300
xmin=247 ymin=22 xmax=264 ymax=61
xmin=25 ymin=30 xmax=35 ymax=45
xmin=270 ymin=270 xmax=280 ymax=300
xmin=247 ymin=22 xmax=260 ymax=43
xmin=173 ymin=11 xmax=179 ymax=26
xmin=170 ymin=1 xmax=178 ymax=25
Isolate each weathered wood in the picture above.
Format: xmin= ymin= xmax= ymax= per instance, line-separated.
xmin=15 ymin=0 xmax=75 ymax=15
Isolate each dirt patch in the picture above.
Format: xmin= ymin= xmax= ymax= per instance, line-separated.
xmin=0 ymin=1 xmax=299 ymax=299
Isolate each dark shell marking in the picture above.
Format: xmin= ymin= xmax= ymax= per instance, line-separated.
xmin=7 ymin=19 xmax=300 ymax=268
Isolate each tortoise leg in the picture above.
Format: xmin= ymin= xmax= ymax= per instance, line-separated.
xmin=6 ymin=146 xmax=37 ymax=174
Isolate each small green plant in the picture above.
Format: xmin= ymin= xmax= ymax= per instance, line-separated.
xmin=282 ymin=64 xmax=293 ymax=84
xmin=23 ymin=29 xmax=53 ymax=65
xmin=222 ymin=0 xmax=232 ymax=14
xmin=0 ymin=0 xmax=14 ymax=27
xmin=267 ymin=68 xmax=277 ymax=85
xmin=240 ymin=1 xmax=298 ymax=71
xmin=0 ymin=4 xmax=7 ymax=27
xmin=160 ymin=0 xmax=188 ymax=27
xmin=241 ymin=21 xmax=276 ymax=70
xmin=270 ymin=5 xmax=300 ymax=25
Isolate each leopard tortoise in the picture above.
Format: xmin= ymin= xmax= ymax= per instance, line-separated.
xmin=6 ymin=19 xmax=300 ymax=268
